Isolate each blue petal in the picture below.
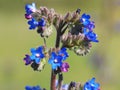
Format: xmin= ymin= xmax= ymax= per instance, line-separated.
xmin=25 ymin=86 xmax=32 ymax=90
xmin=82 ymin=13 xmax=91 ymax=19
xmin=83 ymin=20 xmax=90 ymax=26
xmin=28 ymin=18 xmax=38 ymax=30
xmin=48 ymin=57 xmax=54 ymax=64
xmin=38 ymin=18 xmax=46 ymax=27
xmin=35 ymin=58 xmax=40 ymax=64
xmin=30 ymin=55 xmax=36 ymax=60
xmin=40 ymin=54 xmax=44 ymax=58
xmin=31 ymin=48 xmax=36 ymax=54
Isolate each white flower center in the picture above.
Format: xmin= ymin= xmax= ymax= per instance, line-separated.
xmin=35 ymin=53 xmax=40 ymax=57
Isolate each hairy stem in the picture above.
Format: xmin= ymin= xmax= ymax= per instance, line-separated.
xmin=43 ymin=37 xmax=47 ymax=47
xmin=51 ymin=20 xmax=67 ymax=90
xmin=58 ymin=73 xmax=63 ymax=90
xmin=50 ymin=70 xmax=56 ymax=90
xmin=55 ymin=30 xmax=61 ymax=48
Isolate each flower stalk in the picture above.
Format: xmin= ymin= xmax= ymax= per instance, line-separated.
xmin=23 ymin=3 xmax=100 ymax=90
xmin=50 ymin=70 xmax=56 ymax=90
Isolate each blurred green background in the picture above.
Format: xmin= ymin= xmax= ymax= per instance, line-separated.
xmin=0 ymin=0 xmax=120 ymax=90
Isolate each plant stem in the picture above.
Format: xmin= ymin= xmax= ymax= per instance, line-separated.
xmin=50 ymin=29 xmax=61 ymax=90
xmin=55 ymin=30 xmax=61 ymax=48
xmin=50 ymin=70 xmax=56 ymax=90
xmin=58 ymin=73 xmax=63 ymax=90
xmin=50 ymin=20 xmax=67 ymax=90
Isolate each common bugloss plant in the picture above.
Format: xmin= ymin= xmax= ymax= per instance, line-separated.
xmin=23 ymin=3 xmax=100 ymax=90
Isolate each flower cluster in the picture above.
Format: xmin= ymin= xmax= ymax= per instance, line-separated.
xmin=80 ymin=14 xmax=98 ymax=42
xmin=55 ymin=77 xmax=100 ymax=90
xmin=25 ymin=3 xmax=49 ymax=37
xmin=24 ymin=46 xmax=45 ymax=71
xmin=25 ymin=3 xmax=46 ymax=29
xmin=61 ymin=12 xmax=98 ymax=56
xmin=48 ymin=48 xmax=69 ymax=73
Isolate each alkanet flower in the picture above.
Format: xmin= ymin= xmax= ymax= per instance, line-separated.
xmin=30 ymin=46 xmax=45 ymax=64
xmin=80 ymin=13 xmax=91 ymax=26
xmin=48 ymin=52 xmax=63 ymax=70
xmin=83 ymin=78 xmax=100 ymax=90
xmin=87 ymin=21 xmax=95 ymax=31
xmin=48 ymin=48 xmax=69 ymax=70
xmin=25 ymin=85 xmax=41 ymax=90
xmin=25 ymin=3 xmax=36 ymax=15
xmin=80 ymin=13 xmax=95 ymax=31
xmin=28 ymin=18 xmax=39 ymax=29
xmin=23 ymin=46 xmax=45 ymax=71
xmin=58 ymin=48 xmax=69 ymax=60
xmin=28 ymin=18 xmax=46 ymax=30
xmin=83 ymin=28 xmax=98 ymax=42
xmin=38 ymin=18 xmax=46 ymax=27
xmin=25 ymin=3 xmax=36 ymax=20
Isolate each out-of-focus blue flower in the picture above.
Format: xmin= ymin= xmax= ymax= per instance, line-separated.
xmin=28 ymin=18 xmax=39 ymax=29
xmin=48 ymin=52 xmax=63 ymax=70
xmin=62 ymin=84 xmax=69 ymax=90
xmin=60 ymin=62 xmax=69 ymax=72
xmin=25 ymin=85 xmax=41 ymax=90
xmin=83 ymin=77 xmax=100 ymax=90
xmin=23 ymin=54 xmax=32 ymax=65
xmin=58 ymin=48 xmax=69 ymax=61
xmin=30 ymin=46 xmax=44 ymax=64
xmin=80 ymin=13 xmax=91 ymax=26
xmin=83 ymin=28 xmax=98 ymax=42
xmin=25 ymin=3 xmax=36 ymax=15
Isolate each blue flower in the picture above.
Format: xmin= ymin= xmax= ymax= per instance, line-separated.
xmin=80 ymin=13 xmax=91 ymax=26
xmin=83 ymin=28 xmax=98 ymax=42
xmin=25 ymin=85 xmax=41 ymax=90
xmin=80 ymin=13 xmax=95 ymax=31
xmin=38 ymin=18 xmax=46 ymax=27
xmin=83 ymin=78 xmax=100 ymax=90
xmin=28 ymin=18 xmax=39 ymax=29
xmin=87 ymin=21 xmax=95 ymax=31
xmin=86 ymin=31 xmax=98 ymax=42
xmin=48 ymin=48 xmax=69 ymax=70
xmin=48 ymin=52 xmax=63 ymax=70
xmin=58 ymin=48 xmax=69 ymax=61
xmin=25 ymin=3 xmax=36 ymax=15
xmin=30 ymin=46 xmax=44 ymax=64
xmin=28 ymin=18 xmax=46 ymax=30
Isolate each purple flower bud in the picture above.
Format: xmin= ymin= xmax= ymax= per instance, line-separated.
xmin=61 ymin=62 xmax=69 ymax=72
xmin=25 ymin=14 xmax=32 ymax=19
